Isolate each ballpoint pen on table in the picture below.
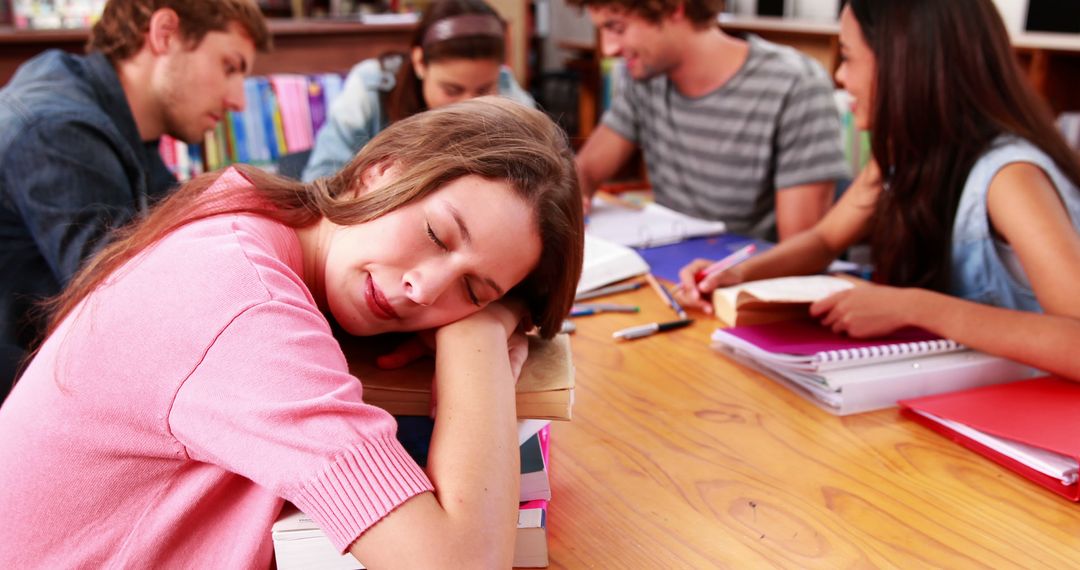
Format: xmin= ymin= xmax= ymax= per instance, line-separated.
xmin=612 ymin=319 xmax=694 ymax=340
xmin=570 ymin=303 xmax=640 ymax=317
xmin=574 ymin=281 xmax=645 ymax=302
xmin=644 ymin=273 xmax=687 ymax=319
xmin=694 ymin=243 xmax=758 ymax=283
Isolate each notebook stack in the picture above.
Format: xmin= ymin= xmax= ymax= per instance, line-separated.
xmin=711 ymin=318 xmax=1039 ymax=415
xmin=271 ymin=420 xmax=555 ymax=568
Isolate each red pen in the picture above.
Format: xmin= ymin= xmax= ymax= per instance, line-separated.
xmin=693 ymin=243 xmax=757 ymax=283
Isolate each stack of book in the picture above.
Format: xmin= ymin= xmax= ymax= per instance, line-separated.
xmin=272 ymin=420 xmax=555 ymax=568
xmin=272 ymin=333 xmax=573 ymax=568
xmin=707 ymin=276 xmax=1039 ymax=415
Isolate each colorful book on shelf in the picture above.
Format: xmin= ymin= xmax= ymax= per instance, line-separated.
xmin=520 ymin=423 xmax=551 ymax=502
xmin=269 ymin=74 xmax=315 ymax=152
xmin=577 ymin=233 xmax=650 ymax=294
xmin=711 ymin=318 xmax=1039 ymax=415
xmin=900 ymin=376 xmax=1079 ymax=501
xmin=710 ymin=275 xmax=855 ymax=327
xmin=272 ymin=499 xmax=550 ymax=569
xmin=342 ymin=333 xmax=575 ymax=421
xmin=586 ymin=196 xmax=726 ymax=248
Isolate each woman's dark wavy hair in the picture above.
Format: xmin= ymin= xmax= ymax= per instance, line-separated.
xmin=385 ymin=0 xmax=507 ymax=122
xmin=847 ymin=0 xmax=1080 ymax=290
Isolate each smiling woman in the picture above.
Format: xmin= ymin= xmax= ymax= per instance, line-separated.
xmin=0 ymin=97 xmax=583 ymax=568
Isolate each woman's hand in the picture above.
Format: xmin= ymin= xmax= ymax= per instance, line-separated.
xmin=673 ymin=258 xmax=748 ymax=314
xmin=810 ymin=281 xmax=915 ymax=337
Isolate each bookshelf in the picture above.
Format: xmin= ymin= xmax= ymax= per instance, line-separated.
xmin=0 ymin=18 xmax=416 ymax=86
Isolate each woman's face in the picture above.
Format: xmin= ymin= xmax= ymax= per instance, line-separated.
xmin=835 ymin=6 xmax=877 ymax=131
xmin=311 ymin=167 xmax=541 ymax=336
xmin=412 ymin=48 xmax=502 ymax=109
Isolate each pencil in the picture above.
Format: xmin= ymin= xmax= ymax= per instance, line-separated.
xmin=574 ymin=281 xmax=644 ymax=301
xmin=644 ymin=273 xmax=687 ymax=319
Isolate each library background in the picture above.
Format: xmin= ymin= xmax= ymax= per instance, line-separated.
xmin=2 ymin=1 xmax=1080 ymax=567
xmin=2 ymin=0 xmax=1079 ymax=181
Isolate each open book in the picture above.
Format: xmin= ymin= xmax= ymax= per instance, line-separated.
xmin=712 ymin=275 xmax=854 ymax=327
xmin=578 ymin=233 xmax=650 ymax=294
xmin=586 ymin=197 xmax=726 ymax=248
xmin=341 ymin=333 xmax=575 ymax=421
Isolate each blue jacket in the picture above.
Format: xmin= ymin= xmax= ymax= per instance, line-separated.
xmin=0 ymin=50 xmax=176 ymax=398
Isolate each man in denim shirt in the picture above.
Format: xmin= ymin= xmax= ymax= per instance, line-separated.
xmin=0 ymin=0 xmax=270 ymax=400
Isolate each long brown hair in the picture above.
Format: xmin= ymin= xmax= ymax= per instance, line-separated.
xmin=88 ymin=0 xmax=270 ymax=62
xmin=46 ymin=97 xmax=583 ymax=339
xmin=386 ymin=0 xmax=507 ymax=122
xmin=848 ymin=0 xmax=1080 ymax=290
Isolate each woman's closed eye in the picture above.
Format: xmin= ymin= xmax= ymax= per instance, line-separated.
xmin=464 ymin=278 xmax=480 ymax=306
xmin=426 ymin=222 xmax=448 ymax=251
xmin=428 ymin=221 xmax=482 ymax=306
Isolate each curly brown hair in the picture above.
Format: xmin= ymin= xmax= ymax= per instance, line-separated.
xmin=565 ymin=0 xmax=724 ymax=29
xmin=87 ymin=0 xmax=270 ymax=63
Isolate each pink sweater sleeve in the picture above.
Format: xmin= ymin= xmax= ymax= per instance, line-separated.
xmin=170 ymin=297 xmax=432 ymax=552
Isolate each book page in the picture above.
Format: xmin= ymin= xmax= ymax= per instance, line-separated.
xmin=737 ymin=275 xmax=854 ymax=303
xmin=586 ymin=198 xmax=726 ymax=248
xmin=578 ymin=234 xmax=649 ymax=293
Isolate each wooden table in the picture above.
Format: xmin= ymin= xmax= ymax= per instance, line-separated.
xmin=543 ymin=284 xmax=1080 ymax=568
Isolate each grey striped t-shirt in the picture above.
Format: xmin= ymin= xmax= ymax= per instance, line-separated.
xmin=602 ymin=34 xmax=849 ymax=240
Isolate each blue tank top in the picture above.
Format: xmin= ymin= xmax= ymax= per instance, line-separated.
xmin=951 ymin=136 xmax=1080 ymax=311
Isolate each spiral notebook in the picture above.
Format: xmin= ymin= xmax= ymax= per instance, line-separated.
xmin=710 ymin=318 xmax=965 ymax=372
xmin=711 ymin=319 xmax=1037 ymax=415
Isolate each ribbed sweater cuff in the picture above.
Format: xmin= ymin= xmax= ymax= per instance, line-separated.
xmin=292 ymin=436 xmax=433 ymax=552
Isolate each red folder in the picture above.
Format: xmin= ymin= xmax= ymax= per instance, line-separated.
xmin=899 ymin=376 xmax=1080 ymax=501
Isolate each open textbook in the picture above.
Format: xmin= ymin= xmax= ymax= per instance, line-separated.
xmin=586 ymin=196 xmax=726 ymax=248
xmin=578 ymin=233 xmax=649 ymax=294
xmin=711 ymin=275 xmax=855 ymax=327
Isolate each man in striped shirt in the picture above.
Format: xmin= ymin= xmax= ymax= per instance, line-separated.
xmin=572 ymin=0 xmax=849 ymax=241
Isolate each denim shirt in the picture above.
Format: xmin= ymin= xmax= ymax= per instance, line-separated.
xmin=301 ymin=57 xmax=536 ymax=182
xmin=0 ymin=50 xmax=176 ymax=396
xmin=951 ymin=136 xmax=1080 ymax=311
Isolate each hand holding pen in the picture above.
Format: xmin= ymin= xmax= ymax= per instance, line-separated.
xmin=675 ymin=243 xmax=757 ymax=314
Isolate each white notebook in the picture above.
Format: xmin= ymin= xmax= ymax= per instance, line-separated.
xmin=586 ymin=198 xmax=726 ymax=247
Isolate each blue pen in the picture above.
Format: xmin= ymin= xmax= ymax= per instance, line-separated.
xmin=570 ymin=303 xmax=640 ymax=317
xmin=645 ymin=273 xmax=687 ymax=319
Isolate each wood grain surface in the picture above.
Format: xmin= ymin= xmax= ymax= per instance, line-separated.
xmin=534 ymin=284 xmax=1080 ymax=569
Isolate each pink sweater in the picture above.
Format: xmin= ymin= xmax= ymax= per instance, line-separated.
xmin=0 ymin=169 xmax=432 ymax=568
